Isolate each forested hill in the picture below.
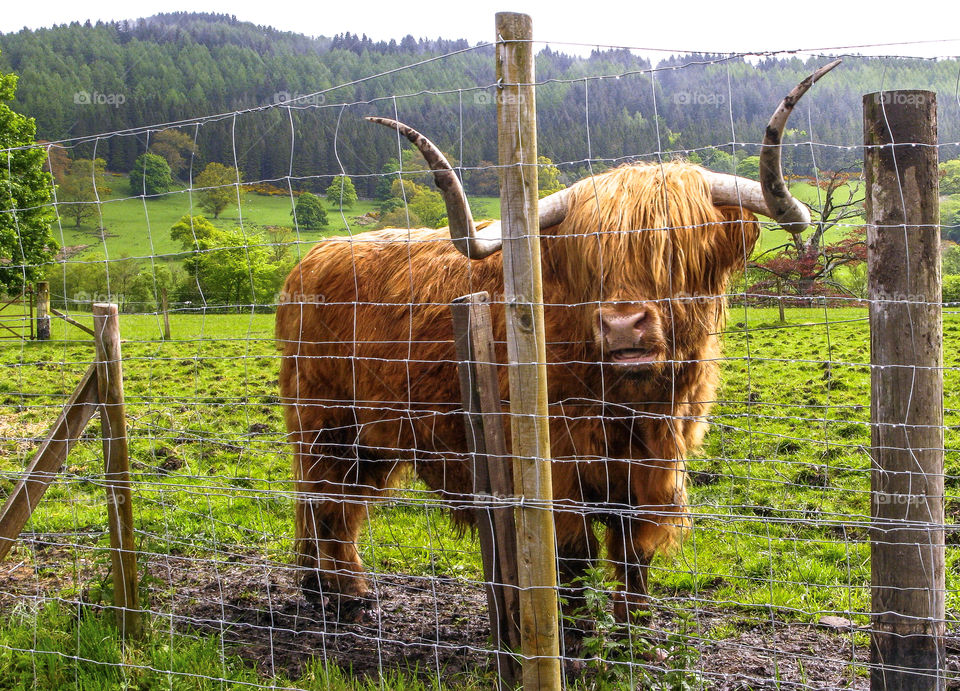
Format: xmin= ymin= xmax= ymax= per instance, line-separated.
xmin=2 ymin=12 xmax=958 ymax=196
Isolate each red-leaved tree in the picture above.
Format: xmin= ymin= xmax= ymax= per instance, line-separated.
xmin=748 ymin=168 xmax=866 ymax=316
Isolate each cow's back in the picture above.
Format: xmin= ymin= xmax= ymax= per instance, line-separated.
xmin=276 ymin=228 xmax=508 ymax=465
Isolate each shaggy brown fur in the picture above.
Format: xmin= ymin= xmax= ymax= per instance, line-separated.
xmin=276 ymin=161 xmax=759 ymax=620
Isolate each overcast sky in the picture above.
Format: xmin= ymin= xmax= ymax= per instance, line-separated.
xmin=1 ymin=0 xmax=958 ymax=59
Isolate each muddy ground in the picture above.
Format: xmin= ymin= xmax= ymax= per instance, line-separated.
xmin=3 ymin=539 xmax=958 ymax=689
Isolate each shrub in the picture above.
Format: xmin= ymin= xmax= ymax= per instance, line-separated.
xmin=943 ymin=275 xmax=960 ymax=304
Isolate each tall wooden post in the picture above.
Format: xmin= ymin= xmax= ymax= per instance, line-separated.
xmin=36 ymin=281 xmax=50 ymax=341
xmin=496 ymin=12 xmax=561 ymax=690
xmin=92 ymin=303 xmax=141 ymax=639
xmin=451 ymin=292 xmax=521 ymax=689
xmin=864 ymin=90 xmax=944 ymax=690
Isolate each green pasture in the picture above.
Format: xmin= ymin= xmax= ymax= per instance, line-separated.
xmin=52 ymin=174 xmax=841 ymax=264
xmin=54 ymin=175 xmax=502 ymax=262
xmin=2 ymin=303 xmax=953 ymax=688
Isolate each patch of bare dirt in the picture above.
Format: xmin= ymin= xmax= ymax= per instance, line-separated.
xmin=56 ymin=244 xmax=91 ymax=260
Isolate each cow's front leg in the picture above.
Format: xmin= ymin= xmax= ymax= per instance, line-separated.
xmin=294 ymin=425 xmax=401 ymax=621
xmin=606 ymin=418 xmax=689 ymax=624
xmin=607 ymin=518 xmax=653 ymax=623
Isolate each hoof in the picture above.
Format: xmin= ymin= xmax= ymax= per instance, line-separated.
xmin=299 ymin=570 xmax=372 ymax=622
xmin=327 ymin=593 xmax=373 ymax=623
xmin=612 ymin=592 xmax=652 ymax=624
xmin=299 ymin=571 xmax=329 ymax=608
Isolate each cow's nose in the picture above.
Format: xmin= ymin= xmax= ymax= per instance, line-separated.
xmin=599 ymin=310 xmax=647 ymax=348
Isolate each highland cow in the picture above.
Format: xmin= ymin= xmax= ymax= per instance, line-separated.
xmin=277 ymin=62 xmax=839 ymax=621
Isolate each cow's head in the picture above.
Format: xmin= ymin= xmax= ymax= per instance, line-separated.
xmin=366 ymin=61 xmax=840 ymax=376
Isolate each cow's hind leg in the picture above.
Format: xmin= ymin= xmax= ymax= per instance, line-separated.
xmin=554 ymin=508 xmax=599 ymax=653
xmin=607 ymin=517 xmax=654 ymax=624
xmin=294 ymin=435 xmax=399 ymax=616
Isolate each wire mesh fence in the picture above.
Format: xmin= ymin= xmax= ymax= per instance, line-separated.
xmin=1 ymin=24 xmax=959 ymax=690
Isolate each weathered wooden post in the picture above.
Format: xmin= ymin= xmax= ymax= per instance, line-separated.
xmin=451 ymin=291 xmax=521 ymax=689
xmin=36 ymin=281 xmax=50 ymax=340
xmin=864 ymin=90 xmax=944 ymax=690
xmin=92 ymin=303 xmax=141 ymax=639
xmin=0 ymin=365 xmax=99 ymax=562
xmin=496 ymin=12 xmax=561 ymax=690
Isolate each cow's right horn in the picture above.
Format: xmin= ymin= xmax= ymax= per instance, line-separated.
xmin=367 ymin=117 xmax=574 ymax=259
xmin=705 ymin=59 xmax=841 ymax=233
xmin=366 ymin=117 xmax=502 ymax=259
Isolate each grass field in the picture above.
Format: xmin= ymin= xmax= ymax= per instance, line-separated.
xmin=0 ymin=303 xmax=955 ymax=688
xmin=53 ymin=173 xmax=840 ymax=263
xmin=54 ymin=174 xmax=502 ymax=263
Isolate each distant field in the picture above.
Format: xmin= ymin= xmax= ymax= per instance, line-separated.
xmin=55 ymin=173 xmax=502 ymax=262
xmin=53 ymin=174 xmax=846 ymax=264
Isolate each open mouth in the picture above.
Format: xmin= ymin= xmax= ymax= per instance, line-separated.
xmin=608 ymin=349 xmax=658 ymax=365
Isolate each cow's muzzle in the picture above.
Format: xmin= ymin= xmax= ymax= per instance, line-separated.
xmin=595 ymin=305 xmax=664 ymax=366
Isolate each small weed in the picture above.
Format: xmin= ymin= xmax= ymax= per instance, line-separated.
xmin=563 ymin=567 xmax=703 ymax=691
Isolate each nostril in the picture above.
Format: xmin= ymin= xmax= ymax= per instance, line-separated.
xmin=598 ymin=313 xmax=610 ymax=335
xmin=632 ymin=312 xmax=647 ymax=330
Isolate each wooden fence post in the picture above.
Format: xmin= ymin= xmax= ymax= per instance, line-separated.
xmin=864 ymin=90 xmax=944 ymax=690
xmin=496 ymin=12 xmax=561 ymax=690
xmin=92 ymin=303 xmax=141 ymax=639
xmin=36 ymin=281 xmax=50 ymax=341
xmin=451 ymin=291 xmax=522 ymax=689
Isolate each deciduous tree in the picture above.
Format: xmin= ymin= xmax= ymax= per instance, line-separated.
xmin=0 ymin=64 xmax=56 ymax=292
xmin=409 ymin=187 xmax=446 ymax=228
xmin=749 ymin=169 xmax=866 ymax=308
xmin=326 ymin=175 xmax=358 ymax=208
xmin=538 ymin=155 xmax=566 ymax=198
xmin=129 ymin=152 xmax=173 ymax=196
xmin=170 ymin=214 xmax=277 ymax=309
xmin=195 ymin=162 xmax=242 ymax=219
xmin=150 ymin=129 xmax=199 ymax=180
xmin=58 ymin=158 xmax=110 ymax=227
xmin=292 ymin=192 xmax=327 ymax=230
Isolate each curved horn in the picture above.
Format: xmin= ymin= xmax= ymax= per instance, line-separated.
xmin=705 ymin=59 xmax=841 ymax=233
xmin=365 ymin=116 xmax=501 ymax=259
xmin=538 ymin=187 xmax=571 ymax=229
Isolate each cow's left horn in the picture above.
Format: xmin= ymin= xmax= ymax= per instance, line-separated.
xmin=705 ymin=59 xmax=841 ymax=233
xmin=365 ymin=117 xmax=501 ymax=259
